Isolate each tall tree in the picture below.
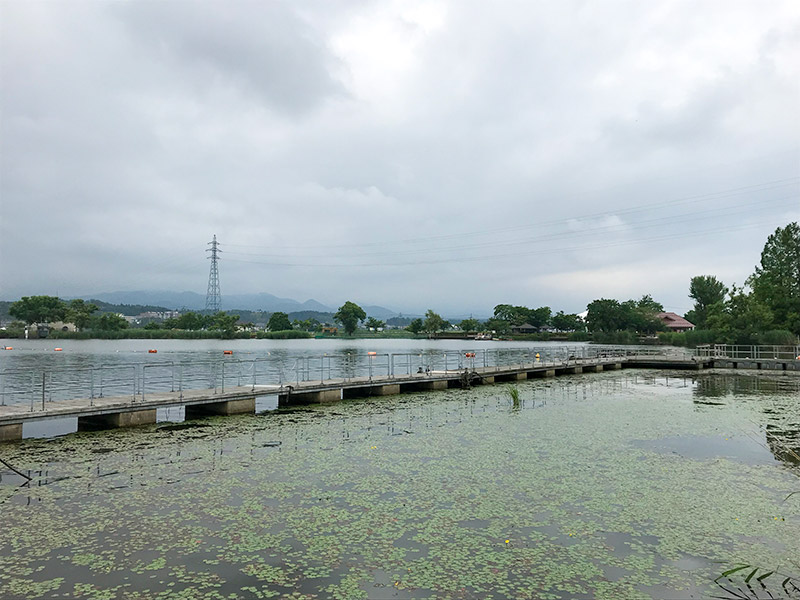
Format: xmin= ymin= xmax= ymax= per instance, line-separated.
xmin=365 ymin=317 xmax=386 ymax=330
xmin=92 ymin=313 xmax=129 ymax=331
xmin=586 ymin=299 xmax=623 ymax=333
xmin=459 ymin=318 xmax=481 ymax=332
xmin=209 ymin=312 xmax=240 ymax=337
xmin=406 ymin=318 xmax=424 ymax=335
xmin=749 ymin=222 xmax=800 ymax=334
xmin=422 ymin=309 xmax=448 ymax=334
xmin=551 ymin=311 xmax=582 ymax=332
xmin=9 ymin=296 xmax=67 ymax=325
xmin=707 ymin=285 xmax=773 ymax=344
xmin=267 ymin=312 xmax=292 ymax=331
xmin=686 ymin=275 xmax=728 ymax=329
xmin=636 ymin=295 xmax=664 ymax=313
xmin=67 ymin=299 xmax=98 ymax=331
xmin=334 ymin=301 xmax=366 ymax=336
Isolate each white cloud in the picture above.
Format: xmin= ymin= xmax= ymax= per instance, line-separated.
xmin=1 ymin=0 xmax=798 ymax=314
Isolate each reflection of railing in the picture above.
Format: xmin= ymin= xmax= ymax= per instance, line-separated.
xmin=696 ymin=344 xmax=800 ymax=361
xmin=6 ymin=344 xmax=779 ymax=412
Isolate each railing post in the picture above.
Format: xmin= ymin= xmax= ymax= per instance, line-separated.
xmin=221 ymin=361 xmax=225 ymax=393
xmin=41 ymin=372 xmax=46 ymax=411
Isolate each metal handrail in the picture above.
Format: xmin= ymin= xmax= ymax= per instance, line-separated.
xmin=3 ymin=345 xmax=797 ymax=410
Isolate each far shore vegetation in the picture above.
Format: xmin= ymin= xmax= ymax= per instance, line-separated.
xmin=2 ymin=222 xmax=798 ymax=346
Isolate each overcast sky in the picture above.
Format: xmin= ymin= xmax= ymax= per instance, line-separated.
xmin=1 ymin=0 xmax=798 ymax=316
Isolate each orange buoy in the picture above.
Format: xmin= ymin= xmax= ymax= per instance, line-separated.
xmin=223 ymin=350 xmax=233 ymax=355
xmin=367 ymin=351 xmax=377 ymax=356
xmin=148 ymin=349 xmax=157 ymax=354
xmin=3 ymin=346 xmax=11 ymax=350
xmin=54 ymin=348 xmax=63 ymax=352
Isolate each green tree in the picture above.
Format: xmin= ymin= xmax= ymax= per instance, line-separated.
xmin=406 ymin=318 xmax=423 ymax=335
xmin=334 ymin=301 xmax=366 ymax=336
xmin=551 ymin=311 xmax=582 ymax=332
xmin=66 ymin=299 xmax=99 ymax=331
xmin=9 ymin=295 xmax=67 ymax=325
xmin=208 ymin=312 xmax=240 ymax=338
xmin=493 ymin=304 xmax=517 ymax=323
xmin=636 ymin=294 xmax=664 ymax=313
xmin=586 ymin=299 xmax=623 ymax=333
xmin=749 ymin=222 xmax=800 ymax=334
xmin=422 ymin=309 xmax=448 ymax=334
xmin=707 ymin=284 xmax=773 ymax=344
xmin=587 ymin=296 xmax=664 ymax=334
xmin=686 ymin=275 xmax=728 ymax=329
xmin=163 ymin=311 xmax=208 ymax=330
xmin=484 ymin=317 xmax=510 ymax=334
xmin=267 ymin=312 xmax=293 ymax=331
xmin=92 ymin=313 xmax=129 ymax=331
xmin=632 ymin=296 xmax=664 ymax=334
xmin=459 ymin=318 xmax=481 ymax=332
xmin=3 ymin=321 xmax=26 ymax=338
xmin=527 ymin=306 xmax=552 ymax=329
xmin=365 ymin=317 xmax=386 ymax=330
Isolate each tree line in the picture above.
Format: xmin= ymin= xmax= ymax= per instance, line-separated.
xmin=584 ymin=222 xmax=799 ymax=345
xmin=673 ymin=222 xmax=799 ymax=345
xmin=4 ymin=297 xmax=244 ymax=338
xmin=4 ymin=223 xmax=796 ymax=344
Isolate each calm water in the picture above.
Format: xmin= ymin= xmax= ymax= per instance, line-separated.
xmin=1 ymin=369 xmax=799 ymax=599
xmin=1 ymin=339 xmax=593 ymax=412
xmin=0 ymin=338 xmax=588 ymax=368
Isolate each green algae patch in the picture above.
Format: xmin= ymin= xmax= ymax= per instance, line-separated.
xmin=1 ymin=370 xmax=799 ymax=599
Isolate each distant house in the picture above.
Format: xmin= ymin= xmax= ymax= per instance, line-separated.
xmin=320 ymin=326 xmax=338 ymax=335
xmin=656 ymin=312 xmax=695 ymax=332
xmin=49 ymin=321 xmax=77 ymax=333
xmin=510 ymin=323 xmax=537 ymax=334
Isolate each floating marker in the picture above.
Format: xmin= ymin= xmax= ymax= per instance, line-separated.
xmin=148 ymin=349 xmax=158 ymax=354
xmin=54 ymin=348 xmax=63 ymax=352
xmin=223 ymin=350 xmax=233 ymax=355
xmin=368 ymin=351 xmax=377 ymax=356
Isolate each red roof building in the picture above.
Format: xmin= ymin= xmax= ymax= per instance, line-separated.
xmin=657 ymin=312 xmax=695 ymax=332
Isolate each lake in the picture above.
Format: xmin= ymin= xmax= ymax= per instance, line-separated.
xmin=1 ymin=339 xmax=596 ymax=416
xmin=1 ymin=365 xmax=799 ymax=599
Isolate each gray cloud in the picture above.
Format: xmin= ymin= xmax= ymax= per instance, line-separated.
xmin=1 ymin=0 xmax=798 ymax=316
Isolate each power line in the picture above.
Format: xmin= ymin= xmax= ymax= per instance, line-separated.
xmin=223 ymin=193 xmax=797 ymax=261
xmin=224 ymin=176 xmax=799 ymax=252
xmin=224 ymin=216 xmax=785 ymax=269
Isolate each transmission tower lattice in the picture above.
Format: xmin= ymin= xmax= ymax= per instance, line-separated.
xmin=205 ymin=235 xmax=222 ymax=313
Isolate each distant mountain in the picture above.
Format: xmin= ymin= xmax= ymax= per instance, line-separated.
xmin=362 ymin=305 xmax=398 ymax=319
xmin=79 ymin=291 xmax=398 ymax=317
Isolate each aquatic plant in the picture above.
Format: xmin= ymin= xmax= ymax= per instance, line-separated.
xmin=507 ymin=385 xmax=521 ymax=409
xmin=1 ymin=370 xmax=799 ymax=599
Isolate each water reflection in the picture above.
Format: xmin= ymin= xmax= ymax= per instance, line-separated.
xmin=691 ymin=372 xmax=800 ymax=467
